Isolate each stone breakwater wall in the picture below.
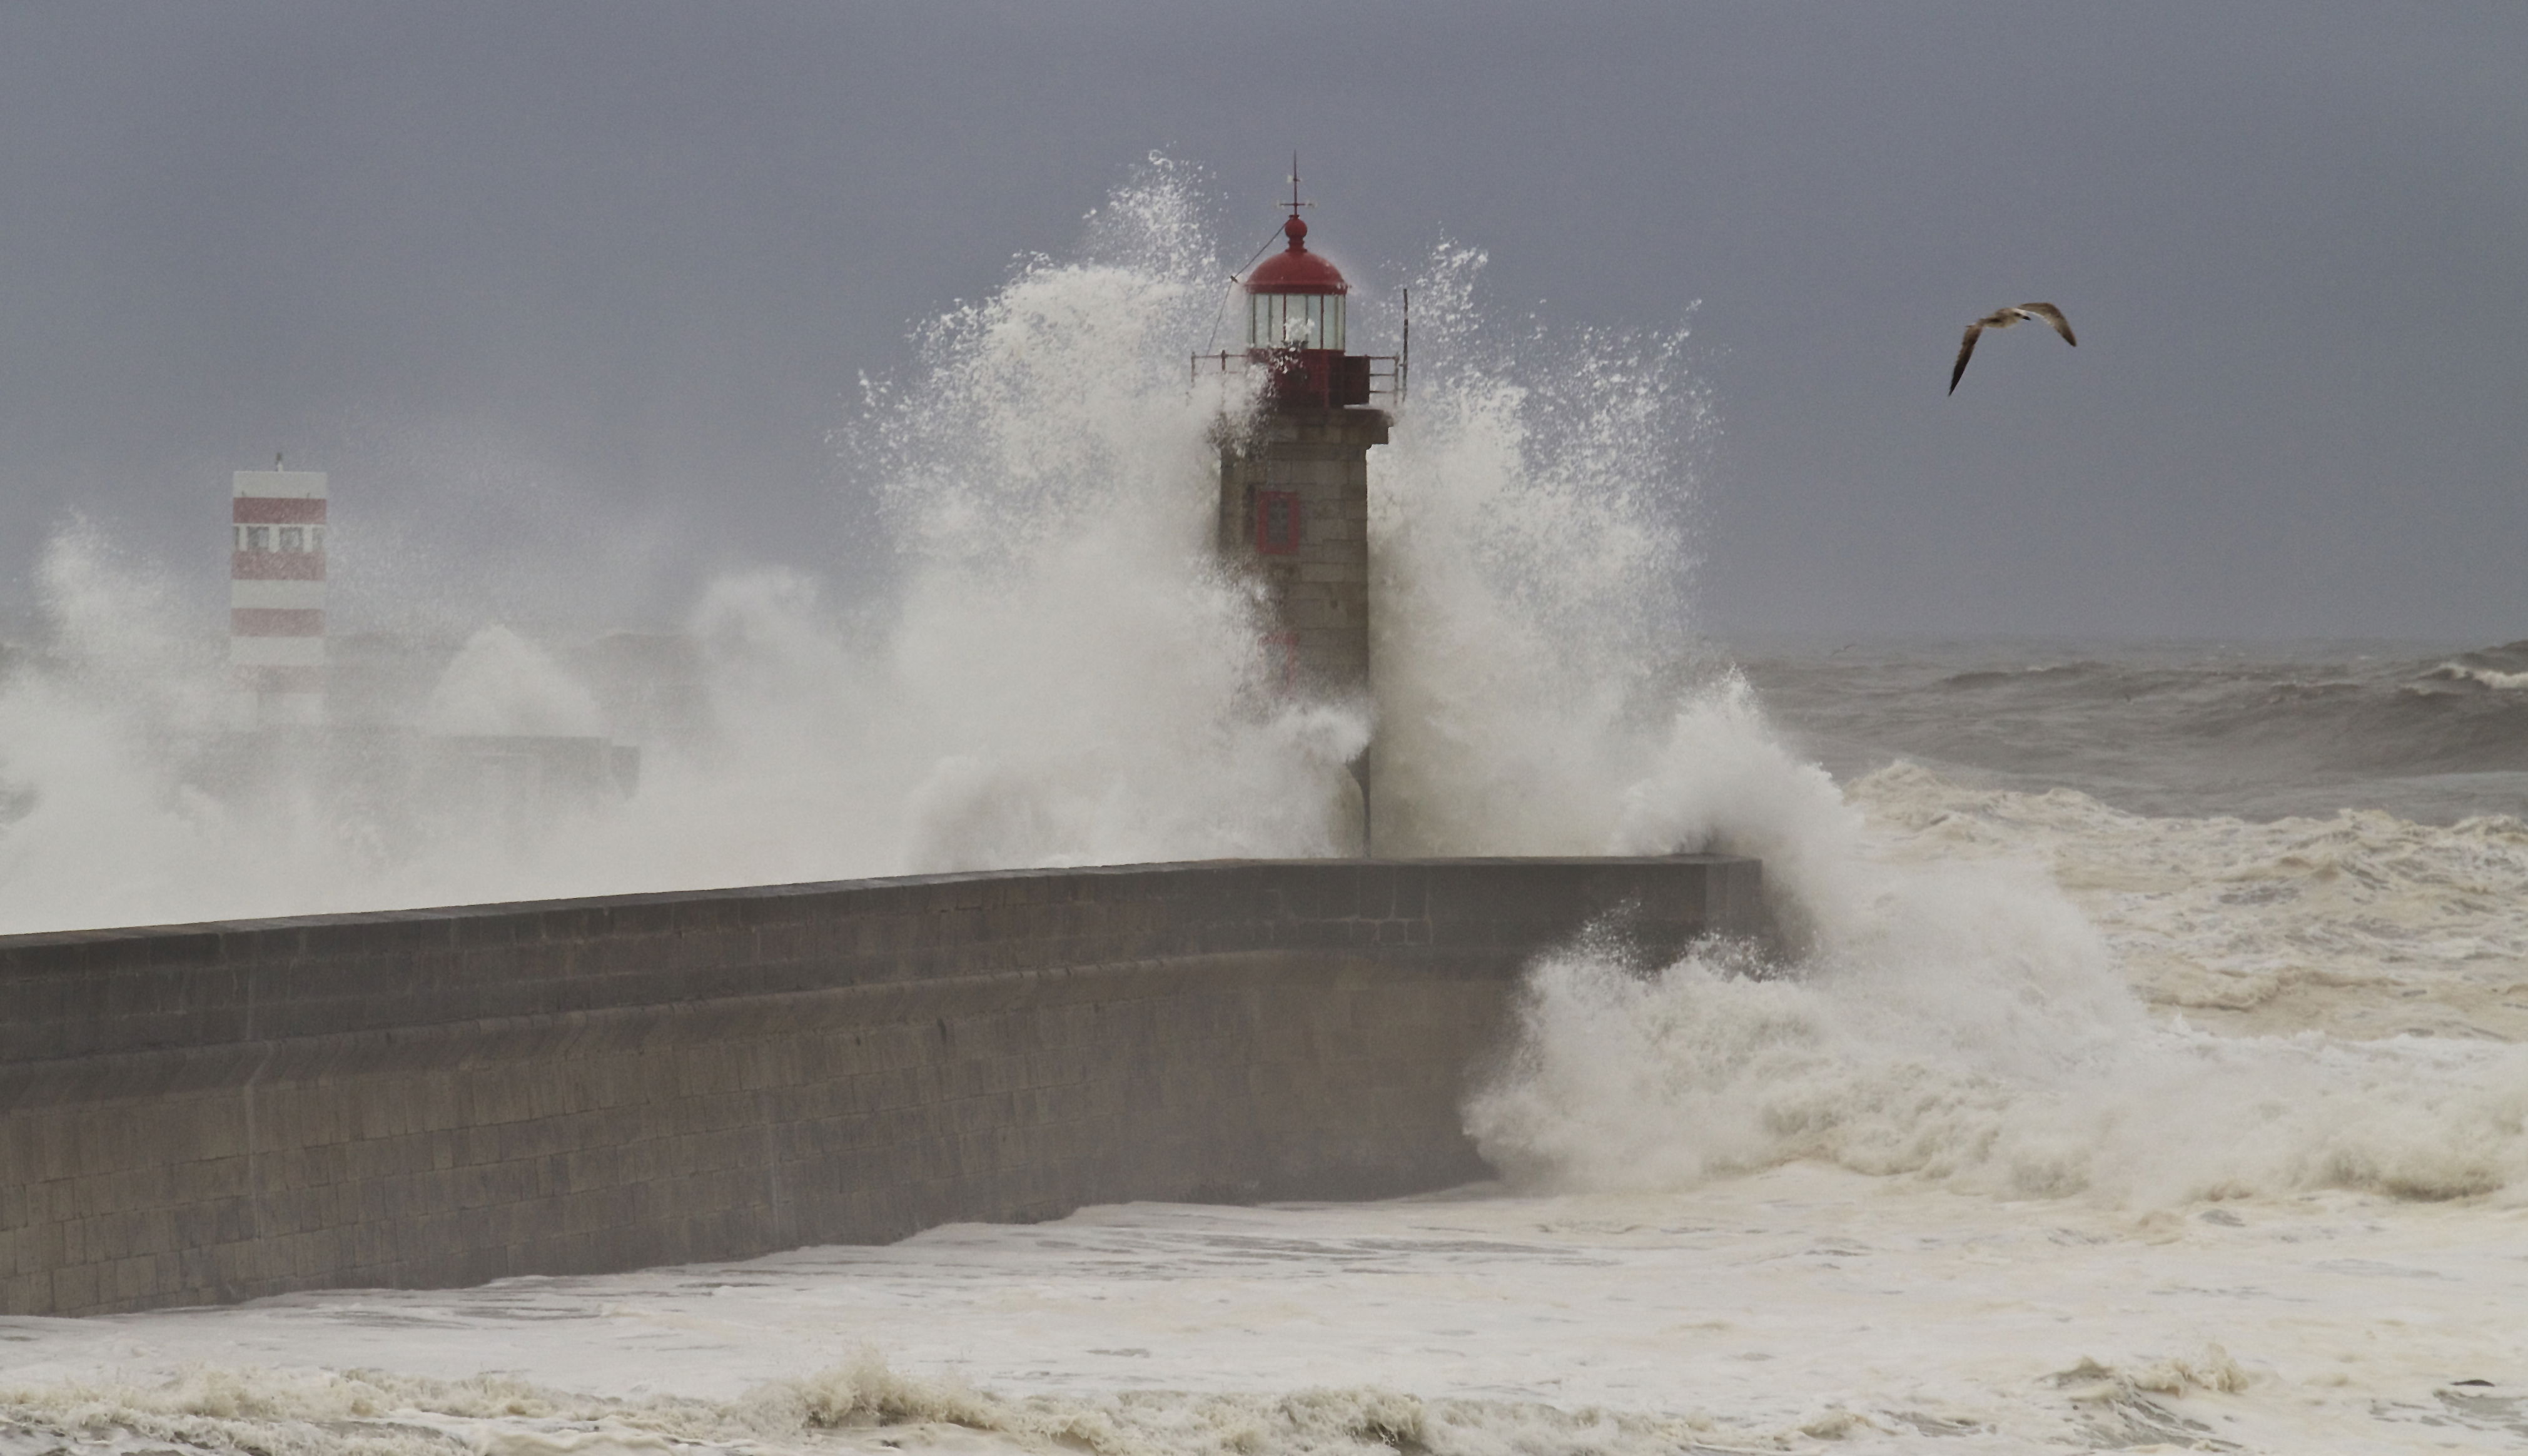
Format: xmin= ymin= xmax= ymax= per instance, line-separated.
xmin=0 ymin=856 xmax=1761 ymax=1317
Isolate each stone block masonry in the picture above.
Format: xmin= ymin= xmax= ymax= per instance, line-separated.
xmin=1216 ymin=405 xmax=1387 ymax=694
xmin=0 ymin=856 xmax=1762 ymax=1317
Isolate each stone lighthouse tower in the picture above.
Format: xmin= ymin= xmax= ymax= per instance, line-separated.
xmin=1206 ymin=185 xmax=1398 ymax=844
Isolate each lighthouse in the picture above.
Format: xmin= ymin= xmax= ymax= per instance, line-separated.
xmin=230 ymin=466 xmax=327 ymax=725
xmin=1202 ymin=177 xmax=1399 ymax=844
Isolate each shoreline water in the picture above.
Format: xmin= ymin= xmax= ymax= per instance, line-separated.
xmin=6 ymin=163 xmax=2524 ymax=1450
xmin=7 ymin=637 xmax=2528 ymax=1452
xmin=6 ymin=1165 xmax=2524 ymax=1453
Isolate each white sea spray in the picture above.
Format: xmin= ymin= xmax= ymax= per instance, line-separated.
xmin=9 ymin=156 xmax=2528 ymax=1456
xmin=1469 ymin=757 xmax=2528 ymax=1205
xmin=0 ymin=161 xmax=1358 ymax=928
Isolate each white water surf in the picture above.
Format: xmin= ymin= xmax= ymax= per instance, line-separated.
xmin=6 ymin=161 xmax=2527 ymax=1452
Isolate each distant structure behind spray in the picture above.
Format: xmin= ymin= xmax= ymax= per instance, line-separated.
xmin=230 ymin=466 xmax=327 ymax=725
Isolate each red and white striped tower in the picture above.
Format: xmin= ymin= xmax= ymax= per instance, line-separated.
xmin=230 ymin=467 xmax=327 ymax=725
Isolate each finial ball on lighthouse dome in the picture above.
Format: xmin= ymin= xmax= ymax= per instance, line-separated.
xmin=1284 ymin=214 xmax=1307 ymax=246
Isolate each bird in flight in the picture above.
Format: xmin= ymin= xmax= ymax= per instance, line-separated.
xmin=1949 ymin=303 xmax=2077 ymax=394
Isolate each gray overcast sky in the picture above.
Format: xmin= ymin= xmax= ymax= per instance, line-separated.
xmin=2 ymin=2 xmax=2522 ymax=640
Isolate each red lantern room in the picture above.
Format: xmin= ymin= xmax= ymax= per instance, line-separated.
xmin=1203 ymin=179 xmax=1400 ymax=411
xmin=1245 ymin=213 xmax=1348 ymax=352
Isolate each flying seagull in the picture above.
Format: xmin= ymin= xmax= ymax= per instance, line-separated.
xmin=1949 ymin=303 xmax=2077 ymax=394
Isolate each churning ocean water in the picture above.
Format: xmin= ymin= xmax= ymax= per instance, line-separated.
xmin=9 ymin=637 xmax=2528 ymax=1454
xmin=7 ymin=168 xmax=2528 ymax=1452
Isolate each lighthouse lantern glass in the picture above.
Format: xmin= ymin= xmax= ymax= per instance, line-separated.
xmin=1248 ymin=291 xmax=1345 ymax=351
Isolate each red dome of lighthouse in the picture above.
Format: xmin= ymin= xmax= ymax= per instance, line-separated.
xmin=1242 ymin=211 xmax=1352 ymax=353
xmin=1244 ymin=215 xmax=1348 ymax=295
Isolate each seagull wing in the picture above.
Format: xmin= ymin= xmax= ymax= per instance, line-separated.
xmin=2016 ymin=302 xmax=2077 ymax=346
xmin=1949 ymin=323 xmax=1985 ymax=395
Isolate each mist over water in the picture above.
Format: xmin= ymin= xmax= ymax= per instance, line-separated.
xmin=0 ymin=171 xmax=1337 ymax=926
xmin=8 ymin=162 xmax=2528 ymax=1213
xmin=0 ymin=162 xmax=1752 ymax=931
xmin=10 ymin=165 xmax=2528 ymax=1451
